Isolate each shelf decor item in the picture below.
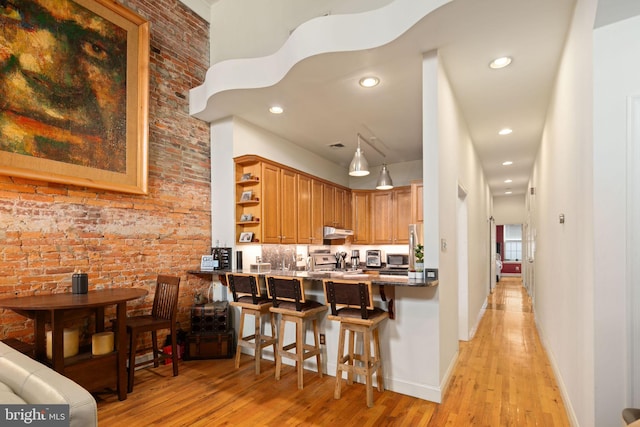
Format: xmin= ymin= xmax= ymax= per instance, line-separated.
xmin=239 ymin=232 xmax=253 ymax=243
xmin=240 ymin=190 xmax=253 ymax=201
xmin=240 ymin=213 xmax=253 ymax=222
xmin=414 ymin=243 xmax=424 ymax=272
xmin=240 ymin=173 xmax=252 ymax=181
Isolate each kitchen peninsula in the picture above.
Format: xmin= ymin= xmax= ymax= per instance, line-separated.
xmin=214 ymin=269 xmax=438 ymax=319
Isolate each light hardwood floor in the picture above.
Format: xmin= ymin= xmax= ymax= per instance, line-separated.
xmin=96 ymin=277 xmax=569 ymax=426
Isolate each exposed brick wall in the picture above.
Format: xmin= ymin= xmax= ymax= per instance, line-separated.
xmin=0 ymin=0 xmax=212 ymax=343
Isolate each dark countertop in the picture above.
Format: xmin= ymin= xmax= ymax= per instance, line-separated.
xmin=188 ymin=269 xmax=438 ymax=287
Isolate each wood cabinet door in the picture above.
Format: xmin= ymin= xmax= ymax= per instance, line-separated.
xmin=393 ymin=187 xmax=412 ymax=243
xmin=310 ymin=179 xmax=324 ymax=243
xmin=352 ymin=191 xmax=371 ymax=244
xmin=334 ymin=187 xmax=347 ymax=228
xmin=323 ymin=184 xmax=336 ymax=226
xmin=297 ymin=174 xmax=312 ymax=243
xmin=261 ymin=163 xmax=281 ymax=243
xmin=411 ymin=180 xmax=423 ymax=224
xmin=280 ymin=168 xmax=298 ymax=243
xmin=371 ymin=191 xmax=393 ymax=243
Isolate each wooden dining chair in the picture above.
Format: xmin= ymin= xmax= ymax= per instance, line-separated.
xmin=125 ymin=275 xmax=180 ymax=393
xmin=266 ymin=275 xmax=327 ymax=389
xmin=227 ymin=273 xmax=277 ymax=375
xmin=322 ymin=278 xmax=388 ymax=407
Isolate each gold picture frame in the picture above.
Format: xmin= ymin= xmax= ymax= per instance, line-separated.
xmin=0 ymin=0 xmax=149 ymax=194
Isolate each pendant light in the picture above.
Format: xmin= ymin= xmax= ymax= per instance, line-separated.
xmin=349 ymin=134 xmax=370 ymax=176
xmin=376 ymin=164 xmax=394 ymax=190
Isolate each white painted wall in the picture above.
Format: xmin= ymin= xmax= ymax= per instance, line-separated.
xmin=435 ymin=48 xmax=492 ymax=376
xmin=593 ymin=11 xmax=640 ymax=425
xmin=433 ymin=52 xmax=460 ymax=389
xmin=529 ymin=0 xmax=596 ymax=425
xmin=232 ymin=117 xmax=348 ymax=185
xmin=209 ymin=0 xmax=394 ymax=65
xmin=493 ymin=195 xmax=526 ymax=225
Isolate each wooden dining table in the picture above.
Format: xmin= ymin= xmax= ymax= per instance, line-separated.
xmin=0 ymin=288 xmax=147 ymax=401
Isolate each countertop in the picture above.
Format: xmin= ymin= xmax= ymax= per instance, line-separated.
xmin=189 ymin=269 xmax=439 ymax=288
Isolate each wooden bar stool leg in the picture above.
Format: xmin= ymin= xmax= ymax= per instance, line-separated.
xmin=296 ymin=317 xmax=304 ymax=390
xmin=364 ymin=328 xmax=373 ymax=408
xmin=312 ymin=318 xmax=322 ymax=378
xmin=235 ymin=310 xmax=245 ymax=369
xmin=374 ymin=327 xmax=384 ymax=392
xmin=275 ymin=315 xmax=285 ymax=381
xmin=347 ymin=328 xmax=355 ymax=385
xmin=254 ymin=310 xmax=262 ymax=375
xmin=171 ymin=330 xmax=178 ymax=376
xmin=334 ymin=322 xmax=346 ymax=400
xmin=270 ymin=311 xmax=278 ymax=356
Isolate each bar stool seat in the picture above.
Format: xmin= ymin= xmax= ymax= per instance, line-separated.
xmin=267 ymin=275 xmax=327 ymax=390
xmin=323 ymin=279 xmax=388 ymax=407
xmin=227 ymin=273 xmax=277 ymax=375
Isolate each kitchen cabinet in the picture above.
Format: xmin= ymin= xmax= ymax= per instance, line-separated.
xmin=235 ymin=157 xmax=262 ymax=243
xmin=411 ymin=180 xmax=423 ymax=224
xmin=262 ymin=163 xmax=297 ymax=244
xmin=351 ymin=190 xmax=372 ymax=243
xmin=370 ymin=186 xmax=412 ymax=244
xmin=392 ymin=186 xmax=412 ymax=243
xmin=297 ymin=175 xmax=324 ymax=244
xmin=324 ymin=184 xmax=351 ymax=228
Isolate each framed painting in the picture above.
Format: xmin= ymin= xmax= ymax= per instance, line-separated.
xmin=0 ymin=0 xmax=150 ymax=194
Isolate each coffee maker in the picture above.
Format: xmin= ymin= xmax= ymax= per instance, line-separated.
xmin=350 ymin=250 xmax=360 ymax=270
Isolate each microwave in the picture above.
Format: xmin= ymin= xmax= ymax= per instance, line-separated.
xmin=387 ymin=253 xmax=409 ymax=269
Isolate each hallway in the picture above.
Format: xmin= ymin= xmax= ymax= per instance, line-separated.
xmin=429 ymin=277 xmax=570 ymax=426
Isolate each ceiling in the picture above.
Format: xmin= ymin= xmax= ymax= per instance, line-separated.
xmin=194 ymin=0 xmax=584 ymax=196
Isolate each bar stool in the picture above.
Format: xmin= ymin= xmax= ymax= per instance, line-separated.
xmin=226 ymin=273 xmax=277 ymax=374
xmin=322 ymin=279 xmax=388 ymax=407
xmin=266 ymin=275 xmax=327 ymax=390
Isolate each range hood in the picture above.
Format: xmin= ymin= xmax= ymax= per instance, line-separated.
xmin=323 ymin=226 xmax=354 ymax=239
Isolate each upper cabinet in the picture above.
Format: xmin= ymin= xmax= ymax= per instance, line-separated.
xmin=235 ymin=156 xmax=263 ymax=243
xmin=411 ymin=180 xmax=423 ymax=224
xmin=368 ymin=186 xmax=412 ymax=245
xmin=323 ymin=183 xmax=351 ymax=229
xmin=351 ymin=190 xmax=372 ymax=244
xmin=297 ymin=174 xmax=324 ymax=244
xmin=261 ymin=163 xmax=297 ymax=244
xmin=235 ymin=155 xmax=350 ymax=245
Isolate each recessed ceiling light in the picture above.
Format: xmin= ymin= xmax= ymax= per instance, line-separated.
xmin=269 ymin=105 xmax=284 ymax=114
xmin=505 ymin=190 xmax=513 ymax=195
xmin=502 ymin=161 xmax=513 ymax=166
xmin=504 ymin=179 xmax=512 ymax=183
xmin=499 ymin=128 xmax=513 ymax=135
xmin=359 ymin=76 xmax=380 ymax=88
xmin=489 ymin=56 xmax=512 ymax=69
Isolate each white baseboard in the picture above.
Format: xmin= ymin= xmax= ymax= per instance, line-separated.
xmin=535 ymin=317 xmax=579 ymax=426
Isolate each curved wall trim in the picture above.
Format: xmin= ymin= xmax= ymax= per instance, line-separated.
xmin=189 ymin=0 xmax=450 ymax=121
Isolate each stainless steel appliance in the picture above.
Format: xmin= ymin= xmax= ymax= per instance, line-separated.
xmin=365 ymin=250 xmax=382 ymax=268
xmin=323 ymin=226 xmax=354 ymax=239
xmin=350 ymin=250 xmax=360 ymax=270
xmin=310 ymin=251 xmax=335 ymax=271
xmin=387 ymin=253 xmax=409 ymax=269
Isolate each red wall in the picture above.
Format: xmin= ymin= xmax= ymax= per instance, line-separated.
xmin=0 ymin=0 xmax=212 ymax=342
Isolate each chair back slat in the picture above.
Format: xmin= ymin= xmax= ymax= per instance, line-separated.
xmin=323 ymin=279 xmax=374 ymax=319
xmin=226 ymin=273 xmax=262 ymax=304
xmin=152 ymin=275 xmax=181 ymax=321
xmin=266 ymin=276 xmax=305 ymax=311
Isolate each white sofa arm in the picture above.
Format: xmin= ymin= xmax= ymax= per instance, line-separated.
xmin=0 ymin=341 xmax=97 ymax=427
